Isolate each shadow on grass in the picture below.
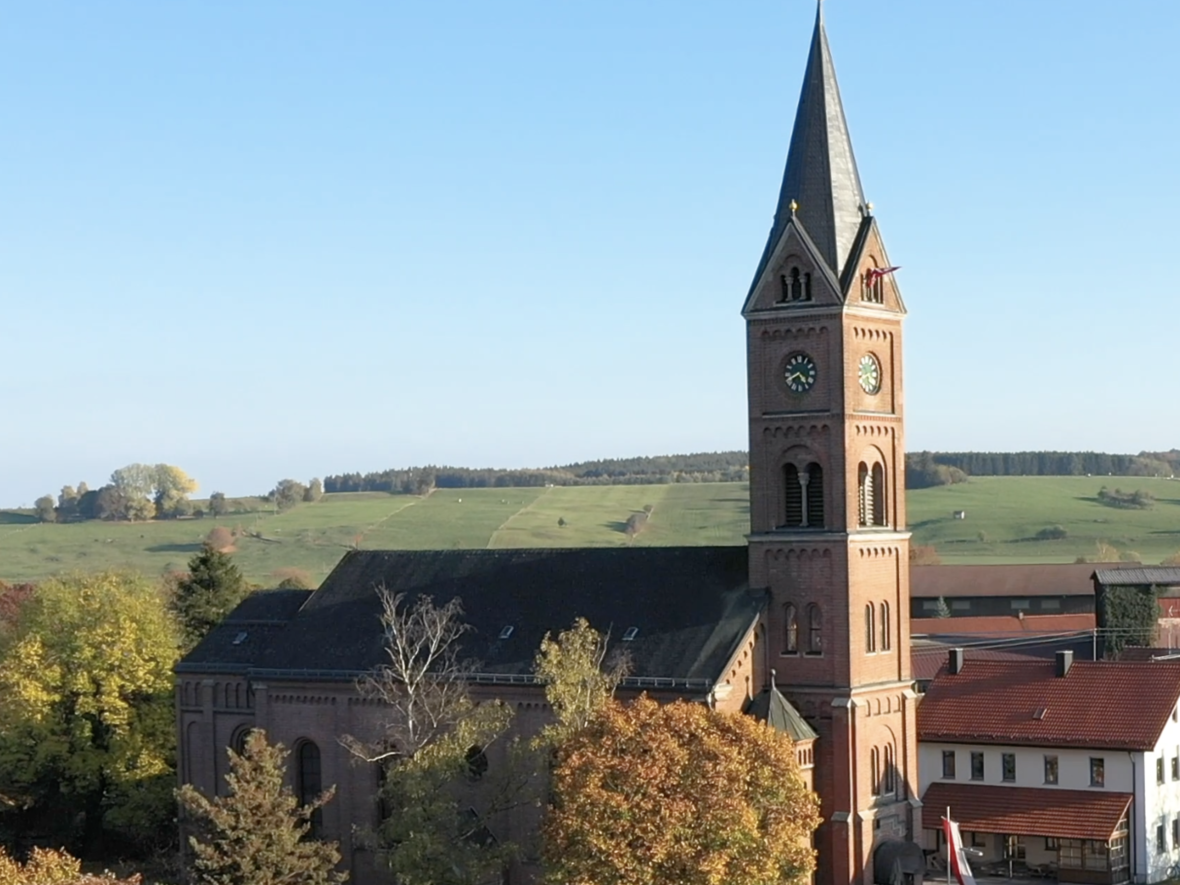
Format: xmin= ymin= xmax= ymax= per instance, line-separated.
xmin=146 ymin=543 xmax=203 ymax=554
xmin=605 ymin=521 xmax=629 ymax=534
xmin=0 ymin=511 xmax=37 ymax=525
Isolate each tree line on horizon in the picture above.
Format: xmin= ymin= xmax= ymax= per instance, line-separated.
xmin=327 ymin=448 xmax=1180 ymax=495
xmin=323 ymin=451 xmax=751 ymax=493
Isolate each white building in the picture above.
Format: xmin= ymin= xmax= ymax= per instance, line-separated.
xmin=917 ymin=649 xmax=1180 ymax=885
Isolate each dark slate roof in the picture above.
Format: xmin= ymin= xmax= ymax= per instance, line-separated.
xmin=1093 ymin=567 xmax=1180 ymax=587
xmin=912 ymin=562 xmax=1135 ymax=599
xmin=183 ymin=547 xmax=761 ymax=687
xmin=179 ymin=589 xmax=312 ymax=673
xmin=750 ymin=4 xmax=866 ymax=293
xmin=746 ymin=684 xmax=818 ymax=742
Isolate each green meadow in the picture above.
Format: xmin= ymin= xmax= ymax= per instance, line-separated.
xmin=2 ymin=476 xmax=1178 ymax=586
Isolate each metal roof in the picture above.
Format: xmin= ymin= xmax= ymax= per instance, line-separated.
xmin=1093 ymin=567 xmax=1180 ymax=587
xmin=749 ymin=4 xmax=866 ymax=294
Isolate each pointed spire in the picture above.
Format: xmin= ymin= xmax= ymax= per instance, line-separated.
xmin=750 ymin=6 xmax=866 ymax=290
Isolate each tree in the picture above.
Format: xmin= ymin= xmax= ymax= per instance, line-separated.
xmin=171 ymin=543 xmax=249 ymax=650
xmin=544 ymin=696 xmax=819 ymax=885
xmin=534 ymin=618 xmax=626 ymax=742
xmin=34 ymin=494 xmax=56 ymax=523
xmin=0 ymin=570 xmax=178 ymax=852
xmin=154 ymin=464 xmax=199 ymax=518
xmin=57 ymin=485 xmax=79 ymax=521
xmin=208 ymin=492 xmax=229 ymax=517
xmin=270 ymin=479 xmax=307 ymax=511
xmin=304 ymin=478 xmax=325 ymax=503
xmin=0 ymin=846 xmax=142 ymax=884
xmin=177 ymin=730 xmax=347 ymax=885
xmin=342 ymin=589 xmax=518 ymax=885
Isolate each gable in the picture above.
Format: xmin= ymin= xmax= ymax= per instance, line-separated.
xmin=743 ymin=218 xmax=844 ymax=316
xmin=841 ymin=217 xmax=906 ymax=313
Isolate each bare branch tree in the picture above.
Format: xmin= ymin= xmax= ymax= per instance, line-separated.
xmin=341 ymin=587 xmax=478 ymax=763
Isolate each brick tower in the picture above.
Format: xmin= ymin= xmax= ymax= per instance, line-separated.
xmin=742 ymin=8 xmax=919 ymax=885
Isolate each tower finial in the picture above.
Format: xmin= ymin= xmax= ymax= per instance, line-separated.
xmin=817 ymin=0 xmax=824 ymax=24
xmin=789 ymin=199 xmax=799 ymax=215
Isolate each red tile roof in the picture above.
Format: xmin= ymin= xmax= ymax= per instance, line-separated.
xmin=911 ymin=614 xmax=1096 ymax=636
xmin=912 ymin=563 xmax=1136 ymax=599
xmin=918 ymin=658 xmax=1180 ymax=750
xmin=911 ymin=647 xmax=1042 ymax=681
xmin=922 ymin=783 xmax=1132 ymax=841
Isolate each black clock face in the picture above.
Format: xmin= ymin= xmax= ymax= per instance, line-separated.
xmin=784 ymin=353 xmax=818 ymax=394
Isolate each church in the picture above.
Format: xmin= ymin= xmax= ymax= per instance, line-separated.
xmin=176 ymin=8 xmax=921 ymax=885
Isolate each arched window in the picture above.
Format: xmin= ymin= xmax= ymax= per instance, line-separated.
xmin=784 ymin=464 xmax=803 ymax=527
xmin=779 ymin=267 xmax=814 ymax=303
xmin=807 ymin=604 xmax=823 ymax=655
xmin=872 ymin=463 xmax=886 ymax=526
xmin=297 ymin=741 xmax=324 ymax=837
xmin=806 ymin=464 xmax=824 ymax=527
xmin=465 ymin=745 xmax=489 ymax=781
xmin=858 ymin=463 xmax=872 ymax=526
xmin=870 ymin=747 xmax=881 ymax=796
xmin=231 ymin=726 xmax=251 ymax=757
xmin=865 ymin=603 xmax=876 ymax=653
xmin=783 ymin=604 xmax=799 ymax=654
xmin=884 ymin=744 xmax=897 ymax=794
xmin=862 ymin=259 xmax=884 ymax=303
xmin=881 ymin=601 xmax=891 ymax=651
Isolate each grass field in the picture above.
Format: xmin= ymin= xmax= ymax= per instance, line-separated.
xmin=2 ymin=477 xmax=1178 ymax=585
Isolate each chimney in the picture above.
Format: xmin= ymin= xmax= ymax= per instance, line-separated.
xmin=949 ymin=648 xmax=965 ymax=675
xmin=1056 ymin=650 xmax=1073 ymax=677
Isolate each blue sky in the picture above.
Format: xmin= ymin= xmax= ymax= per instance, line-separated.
xmin=3 ymin=1 xmax=1178 ymax=506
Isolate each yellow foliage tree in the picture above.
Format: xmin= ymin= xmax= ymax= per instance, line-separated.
xmin=0 ymin=571 xmax=179 ymax=850
xmin=544 ymin=696 xmax=819 ymax=885
xmin=0 ymin=846 xmax=142 ymax=884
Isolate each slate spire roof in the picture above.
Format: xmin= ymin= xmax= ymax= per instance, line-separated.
xmin=750 ymin=3 xmax=867 ymax=292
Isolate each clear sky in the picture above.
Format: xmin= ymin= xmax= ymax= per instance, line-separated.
xmin=3 ymin=1 xmax=1178 ymax=506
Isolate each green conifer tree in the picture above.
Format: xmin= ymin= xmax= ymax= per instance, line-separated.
xmin=172 ymin=542 xmax=249 ymax=650
xmin=178 ymin=730 xmax=347 ymax=885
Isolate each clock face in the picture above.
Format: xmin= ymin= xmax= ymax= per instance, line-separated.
xmin=858 ymin=353 xmax=881 ymax=394
xmin=784 ymin=352 xmax=818 ymax=394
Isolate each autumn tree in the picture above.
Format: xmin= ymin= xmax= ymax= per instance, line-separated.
xmin=177 ymin=730 xmax=347 ymax=885
xmin=342 ymin=590 xmax=519 ymax=885
xmin=171 ymin=542 xmax=249 ymax=650
xmin=544 ymin=696 xmax=819 ymax=885
xmin=154 ymin=464 xmax=199 ymax=518
xmin=534 ymin=618 xmax=626 ymax=742
xmin=304 ymin=478 xmax=325 ymax=502
xmin=0 ymin=570 xmax=179 ymax=852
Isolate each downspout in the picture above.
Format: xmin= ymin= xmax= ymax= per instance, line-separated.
xmin=1128 ymin=752 xmax=1139 ymax=883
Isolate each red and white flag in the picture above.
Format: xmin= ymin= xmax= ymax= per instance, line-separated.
xmin=866 ymin=265 xmax=901 ymax=282
xmin=942 ymin=815 xmax=977 ymax=885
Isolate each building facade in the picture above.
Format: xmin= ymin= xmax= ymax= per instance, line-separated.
xmin=919 ymin=650 xmax=1180 ymax=884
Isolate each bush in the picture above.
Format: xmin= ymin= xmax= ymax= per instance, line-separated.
xmin=623 ymin=512 xmax=649 ymax=537
xmin=1097 ymin=487 xmax=1155 ymax=510
xmin=1035 ymin=525 xmax=1068 ymax=541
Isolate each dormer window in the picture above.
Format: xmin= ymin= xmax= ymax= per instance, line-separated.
xmin=779 ymin=266 xmax=812 ymax=303
xmin=498 ymin=626 xmax=514 ymax=640
xmin=622 ymin=627 xmax=639 ymax=642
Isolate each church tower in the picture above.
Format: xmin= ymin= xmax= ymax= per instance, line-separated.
xmin=742 ymin=8 xmax=919 ymax=885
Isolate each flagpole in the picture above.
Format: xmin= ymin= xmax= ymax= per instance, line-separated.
xmin=946 ymin=806 xmax=952 ymax=885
